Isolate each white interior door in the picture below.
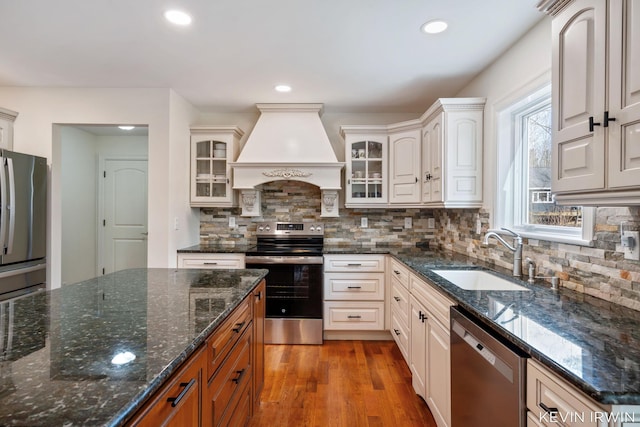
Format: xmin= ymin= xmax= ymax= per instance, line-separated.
xmin=102 ymin=159 xmax=148 ymax=275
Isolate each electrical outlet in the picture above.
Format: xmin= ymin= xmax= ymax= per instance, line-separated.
xmin=622 ymin=231 xmax=640 ymax=260
xmin=427 ymin=218 xmax=435 ymax=229
xmin=404 ymin=217 xmax=412 ymax=229
xmin=361 ymin=217 xmax=368 ymax=228
xmin=173 ymin=217 xmax=179 ymax=230
xmin=229 ymin=216 xmax=236 ymax=228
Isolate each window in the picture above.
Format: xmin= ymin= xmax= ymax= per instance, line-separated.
xmin=495 ymin=83 xmax=594 ymax=245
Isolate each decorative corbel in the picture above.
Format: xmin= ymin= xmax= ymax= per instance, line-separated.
xmin=321 ymin=190 xmax=339 ymax=217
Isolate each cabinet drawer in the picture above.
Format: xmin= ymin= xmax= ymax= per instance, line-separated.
xmin=207 ymin=326 xmax=252 ymax=427
xmin=324 ymin=272 xmax=384 ymax=300
xmin=389 ymin=258 xmax=410 ymax=289
xmin=390 ymin=279 xmax=410 ymax=326
xmin=527 ymin=359 xmax=603 ymax=427
xmin=527 ymin=411 xmax=544 ymax=427
xmin=129 ymin=347 xmax=204 ymax=427
xmin=206 ymin=297 xmax=252 ymax=381
xmin=178 ymin=253 xmax=245 ymax=269
xmin=323 ymin=301 xmax=385 ymax=330
xmin=390 ymin=308 xmax=410 ymax=363
xmin=323 ymin=255 xmax=385 ymax=272
xmin=410 ymin=274 xmax=454 ymax=329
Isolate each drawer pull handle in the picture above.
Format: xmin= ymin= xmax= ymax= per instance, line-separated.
xmin=347 ymin=263 xmax=362 ymax=267
xmin=254 ymin=291 xmax=262 ymax=301
xmin=347 ymin=315 xmax=362 ymax=319
xmin=167 ymin=378 xmax=196 ymax=407
xmin=588 ymin=116 xmax=601 ymax=132
xmin=203 ymin=262 xmax=218 ymax=265
xmin=393 ymin=296 xmax=401 ymax=302
xmin=347 ymin=286 xmax=362 ymax=289
xmin=393 ymin=270 xmax=400 ymax=275
xmin=539 ymin=402 xmax=559 ymax=415
xmin=393 ymin=329 xmax=401 ymax=336
xmin=419 ymin=311 xmax=427 ymax=322
xmin=603 ymin=111 xmax=616 ymax=127
xmin=232 ymin=321 xmax=245 ymax=333
xmin=232 ymin=368 xmax=246 ymax=384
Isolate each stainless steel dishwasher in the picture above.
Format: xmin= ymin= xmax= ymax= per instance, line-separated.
xmin=450 ymin=306 xmax=528 ymax=427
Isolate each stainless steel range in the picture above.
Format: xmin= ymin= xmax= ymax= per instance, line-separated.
xmin=245 ymin=222 xmax=324 ymax=345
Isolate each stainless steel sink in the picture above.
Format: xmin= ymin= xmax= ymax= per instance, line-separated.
xmin=431 ymin=269 xmax=530 ymax=291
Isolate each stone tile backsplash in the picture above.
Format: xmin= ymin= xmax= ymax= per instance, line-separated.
xmin=199 ymin=180 xmax=640 ymax=311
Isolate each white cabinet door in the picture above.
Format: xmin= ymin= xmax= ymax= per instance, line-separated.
xmin=409 ymin=295 xmax=427 ymax=399
xmin=342 ymin=129 xmax=388 ymax=206
xmin=422 ymin=114 xmax=443 ymax=203
xmin=389 ymin=128 xmax=421 ymax=204
xmin=551 ymin=0 xmax=607 ymax=193
xmin=0 ymin=108 xmax=18 ymax=151
xmin=190 ymin=126 xmax=243 ymax=207
xmin=426 ymin=318 xmax=451 ymax=427
xmin=443 ymin=110 xmax=483 ymax=205
xmin=608 ymin=0 xmax=640 ymax=189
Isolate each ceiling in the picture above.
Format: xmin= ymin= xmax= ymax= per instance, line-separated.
xmin=0 ymin=0 xmax=543 ymax=114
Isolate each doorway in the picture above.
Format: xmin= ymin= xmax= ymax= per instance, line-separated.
xmin=60 ymin=125 xmax=148 ymax=285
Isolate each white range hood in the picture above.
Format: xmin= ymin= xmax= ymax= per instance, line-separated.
xmin=230 ymin=103 xmax=344 ymax=217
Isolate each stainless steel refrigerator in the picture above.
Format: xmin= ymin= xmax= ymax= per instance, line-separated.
xmin=0 ymin=150 xmax=47 ymax=301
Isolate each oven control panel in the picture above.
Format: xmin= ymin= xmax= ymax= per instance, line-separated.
xmin=255 ymin=222 xmax=324 ymax=236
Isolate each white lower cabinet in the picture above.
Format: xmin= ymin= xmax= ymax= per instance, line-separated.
xmin=177 ymin=253 xmax=245 ymax=269
xmin=409 ymin=272 xmax=454 ymax=427
xmin=527 ymin=359 xmax=640 ymax=427
xmin=323 ymin=254 xmax=385 ymax=332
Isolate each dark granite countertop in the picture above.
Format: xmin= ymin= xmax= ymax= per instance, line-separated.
xmin=177 ymin=242 xmax=640 ymax=405
xmin=391 ymin=251 xmax=640 ymax=406
xmin=0 ymin=268 xmax=268 ymax=426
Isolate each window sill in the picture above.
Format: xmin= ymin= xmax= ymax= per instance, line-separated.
xmin=513 ymin=230 xmax=594 ymax=247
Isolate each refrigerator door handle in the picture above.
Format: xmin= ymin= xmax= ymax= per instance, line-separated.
xmin=6 ymin=157 xmax=15 ymax=255
xmin=0 ymin=156 xmax=6 ymax=255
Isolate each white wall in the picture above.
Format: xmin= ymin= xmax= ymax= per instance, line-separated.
xmin=169 ymin=91 xmax=201 ymax=258
xmin=455 ymin=17 xmax=552 ymax=217
xmin=0 ymin=87 xmax=197 ymax=289
xmin=60 ymin=127 xmax=98 ymax=285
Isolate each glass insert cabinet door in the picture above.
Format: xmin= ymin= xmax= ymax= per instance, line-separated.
xmin=193 ymin=139 xmax=230 ymax=200
xmin=347 ymin=140 xmax=386 ymax=203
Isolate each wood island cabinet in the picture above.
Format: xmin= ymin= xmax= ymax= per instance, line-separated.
xmin=127 ymin=279 xmax=265 ymax=427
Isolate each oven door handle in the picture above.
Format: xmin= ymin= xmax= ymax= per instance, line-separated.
xmin=246 ymin=256 xmax=324 ymax=265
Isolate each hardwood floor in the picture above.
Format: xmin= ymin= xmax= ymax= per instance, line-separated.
xmin=249 ymin=341 xmax=437 ymax=427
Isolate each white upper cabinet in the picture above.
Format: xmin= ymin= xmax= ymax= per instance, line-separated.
xmin=190 ymin=126 xmax=244 ymax=207
xmin=340 ymin=97 xmax=484 ymax=209
xmin=341 ymin=126 xmax=388 ymax=207
xmin=0 ymin=108 xmax=18 ymax=151
xmin=545 ymin=0 xmax=640 ymax=204
xmin=389 ymin=125 xmax=421 ymax=204
xmin=421 ymin=99 xmax=485 ymax=208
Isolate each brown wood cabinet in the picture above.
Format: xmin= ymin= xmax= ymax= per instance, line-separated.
xmin=127 ymin=279 xmax=266 ymax=427
xmin=128 ymin=347 xmax=205 ymax=427
xmin=252 ymin=280 xmax=265 ymax=411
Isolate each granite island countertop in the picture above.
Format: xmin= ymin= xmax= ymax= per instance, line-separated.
xmin=0 ymin=267 xmax=268 ymax=426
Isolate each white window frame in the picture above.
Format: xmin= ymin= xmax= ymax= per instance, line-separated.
xmin=494 ymin=81 xmax=595 ymax=246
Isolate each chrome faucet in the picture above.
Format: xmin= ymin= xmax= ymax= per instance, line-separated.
xmin=483 ymin=228 xmax=523 ymax=278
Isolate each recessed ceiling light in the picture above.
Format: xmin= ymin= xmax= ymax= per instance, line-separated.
xmin=274 ymin=84 xmax=292 ymax=93
xmin=421 ymin=20 xmax=448 ymax=34
xmin=118 ymin=126 xmax=135 ymax=131
xmin=164 ymin=10 xmax=192 ymax=26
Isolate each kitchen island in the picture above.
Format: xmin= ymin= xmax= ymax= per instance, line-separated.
xmin=0 ymin=267 xmax=267 ymax=426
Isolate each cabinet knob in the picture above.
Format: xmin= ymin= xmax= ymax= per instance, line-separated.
xmin=393 ymin=296 xmax=401 ymax=302
xmin=393 ymin=329 xmax=401 ymax=336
